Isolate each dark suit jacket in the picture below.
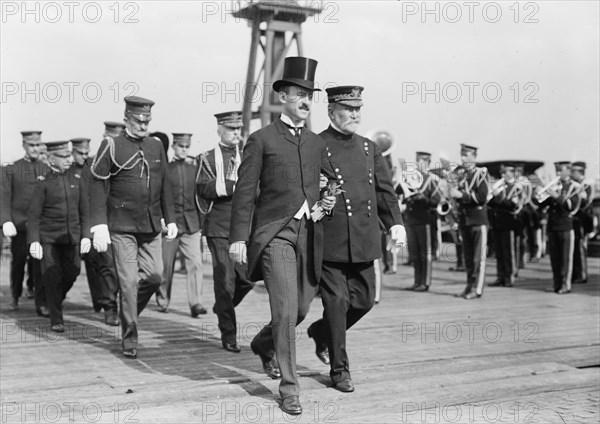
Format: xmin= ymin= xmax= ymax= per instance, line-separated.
xmin=89 ymin=133 xmax=175 ymax=234
xmin=320 ymin=126 xmax=403 ymax=262
xmin=229 ymin=118 xmax=333 ymax=281
xmin=167 ymin=159 xmax=201 ymax=235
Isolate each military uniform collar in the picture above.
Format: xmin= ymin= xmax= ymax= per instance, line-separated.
xmin=328 ymin=124 xmax=354 ymax=140
xmin=125 ymin=128 xmax=144 ymax=141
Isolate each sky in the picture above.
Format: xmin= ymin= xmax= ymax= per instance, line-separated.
xmin=1 ymin=0 xmax=598 ymax=180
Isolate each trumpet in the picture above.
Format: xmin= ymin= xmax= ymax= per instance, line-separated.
xmin=535 ymin=177 xmax=561 ymax=203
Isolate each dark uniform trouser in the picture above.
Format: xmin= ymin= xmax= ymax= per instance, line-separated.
xmin=461 ymin=225 xmax=488 ymax=296
xmin=111 ymin=232 xmax=163 ymax=350
xmin=406 ymin=224 xmax=432 ymax=287
xmin=252 ymin=217 xmax=319 ymax=400
xmin=548 ymin=230 xmax=574 ymax=292
xmin=572 ymin=222 xmax=588 ymax=282
xmin=309 ymin=261 xmax=375 ymax=384
xmin=207 ymin=237 xmax=254 ymax=344
xmin=83 ymin=247 xmax=118 ymax=312
xmin=41 ymin=244 xmax=80 ymax=325
xmin=10 ymin=231 xmax=44 ymax=306
xmin=493 ymin=230 xmax=516 ymax=284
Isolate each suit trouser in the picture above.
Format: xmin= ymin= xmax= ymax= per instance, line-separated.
xmin=493 ymin=230 xmax=516 ymax=284
xmin=461 ymin=225 xmax=488 ymax=296
xmin=572 ymin=223 xmax=588 ymax=282
xmin=407 ymin=224 xmax=432 ymax=287
xmin=252 ymin=217 xmax=319 ymax=399
xmin=41 ymin=244 xmax=80 ymax=325
xmin=308 ymin=261 xmax=375 ymax=384
xmin=83 ymin=246 xmax=118 ymax=312
xmin=111 ymin=232 xmax=163 ymax=350
xmin=157 ymin=231 xmax=204 ymax=310
xmin=548 ymin=230 xmax=574 ymax=291
xmin=207 ymin=237 xmax=254 ymax=344
xmin=10 ymin=230 xmax=43 ymax=306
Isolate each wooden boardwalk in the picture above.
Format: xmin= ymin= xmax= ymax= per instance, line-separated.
xmin=1 ymin=245 xmax=599 ymax=423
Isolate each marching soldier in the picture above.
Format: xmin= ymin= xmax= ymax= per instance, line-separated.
xmin=451 ymin=144 xmax=490 ymax=300
xmin=156 ymin=133 xmax=206 ymax=317
xmin=488 ymin=163 xmax=520 ymax=287
xmin=536 ymin=162 xmax=580 ymax=294
xmin=570 ymin=161 xmax=593 ymax=284
xmin=396 ymin=152 xmax=441 ymax=291
xmin=1 ymin=131 xmax=48 ymax=314
xmin=71 ymin=137 xmax=119 ymax=326
xmin=197 ymin=112 xmax=255 ymax=352
xmin=89 ymin=96 xmax=177 ymax=358
xmin=27 ymin=141 xmax=91 ymax=332
xmin=307 ymin=85 xmax=405 ymax=393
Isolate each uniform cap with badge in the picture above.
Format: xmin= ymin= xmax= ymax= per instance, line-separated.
xmin=124 ymin=96 xmax=155 ymax=119
xmin=45 ymin=141 xmax=73 ymax=156
xmin=460 ymin=144 xmax=478 ymax=154
xmin=214 ymin=111 xmax=243 ymax=129
xmin=21 ymin=131 xmax=43 ymax=144
xmin=326 ymin=85 xmax=364 ymax=107
xmin=104 ymin=121 xmax=125 ymax=138
xmin=70 ymin=137 xmax=91 ymax=154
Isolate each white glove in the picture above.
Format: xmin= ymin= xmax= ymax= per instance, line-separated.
xmin=160 ymin=218 xmax=168 ymax=233
xmin=91 ymin=224 xmax=111 ymax=253
xmin=29 ymin=242 xmax=43 ymax=260
xmin=2 ymin=222 xmax=17 ymax=237
xmin=166 ymin=223 xmax=178 ymax=240
xmin=229 ymin=241 xmax=247 ymax=264
xmin=390 ymin=224 xmax=407 ymax=247
xmin=80 ymin=238 xmax=91 ymax=255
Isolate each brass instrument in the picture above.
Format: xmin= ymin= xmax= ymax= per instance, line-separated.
xmin=534 ymin=177 xmax=561 ymax=203
xmin=398 ymin=171 xmax=424 ymax=199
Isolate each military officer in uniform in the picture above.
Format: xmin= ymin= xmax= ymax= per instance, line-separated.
xmin=156 ymin=133 xmax=206 ymax=317
xmin=197 ymin=112 xmax=255 ymax=353
xmin=571 ymin=161 xmax=593 ymax=284
xmin=451 ymin=144 xmax=490 ymax=300
xmin=488 ymin=163 xmax=520 ymax=287
xmin=306 ymin=85 xmax=405 ymax=393
xmin=1 ymin=131 xmax=49 ymax=314
xmin=396 ymin=151 xmax=440 ymax=292
xmin=89 ymin=96 xmax=177 ymax=358
xmin=27 ymin=141 xmax=91 ymax=332
xmin=229 ymin=57 xmax=336 ymax=415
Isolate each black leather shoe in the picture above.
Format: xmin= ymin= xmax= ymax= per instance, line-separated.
xmin=414 ymin=285 xmax=429 ymax=292
xmin=191 ymin=304 xmax=207 ymax=318
xmin=573 ymin=279 xmax=587 ymax=284
xmin=488 ymin=280 xmax=505 ymax=287
xmin=26 ymin=288 xmax=34 ymax=299
xmin=250 ymin=341 xmax=281 ymax=379
xmin=334 ymin=379 xmax=355 ymax=393
xmin=123 ymin=348 xmax=137 ymax=359
xmin=104 ymin=309 xmax=120 ymax=326
xmin=464 ymin=292 xmax=481 ymax=300
xmin=36 ymin=306 xmax=50 ymax=317
xmin=51 ymin=323 xmax=64 ymax=333
xmin=504 ymin=282 xmax=514 ymax=288
xmin=281 ymin=396 xmax=302 ymax=415
xmin=557 ymin=287 xmax=571 ymax=295
xmin=222 ymin=342 xmax=241 ymax=353
xmin=307 ymin=327 xmax=329 ymax=365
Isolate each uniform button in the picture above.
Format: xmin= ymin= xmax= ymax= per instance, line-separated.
xmin=367 ymin=206 xmax=371 ymax=210
xmin=348 ymin=212 xmax=353 ymax=217
xmin=328 ymin=152 xmax=331 ymax=157
xmin=368 ymin=200 xmax=372 ymax=204
xmin=368 ymin=213 xmax=372 ymax=217
xmin=337 ymin=175 xmax=343 ymax=179
xmin=346 ymin=199 xmax=350 ymax=203
xmin=340 ymin=180 xmax=344 ymax=184
xmin=369 ymin=179 xmax=373 ymax=184
xmin=335 ymin=168 xmax=340 ymax=172
xmin=347 ymin=205 xmax=352 ymax=210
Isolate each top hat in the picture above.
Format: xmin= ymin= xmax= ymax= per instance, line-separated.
xmin=273 ymin=57 xmax=321 ymax=92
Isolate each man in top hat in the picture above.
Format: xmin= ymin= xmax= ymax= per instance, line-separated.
xmin=27 ymin=140 xmax=91 ymax=332
xmin=1 ymin=131 xmax=49 ymax=314
xmin=229 ymin=57 xmax=336 ymax=415
xmin=156 ymin=133 xmax=206 ymax=317
xmin=89 ymin=96 xmax=176 ymax=358
xmin=306 ymin=85 xmax=405 ymax=393
xmin=571 ymin=161 xmax=593 ymax=284
xmin=488 ymin=163 xmax=520 ymax=287
xmin=396 ymin=151 xmax=441 ymax=292
xmin=450 ymin=144 xmax=490 ymax=299
xmin=197 ymin=112 xmax=255 ymax=353
xmin=536 ymin=161 xmax=580 ymax=294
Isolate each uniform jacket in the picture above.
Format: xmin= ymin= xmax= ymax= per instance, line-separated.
xmin=167 ymin=159 xmax=201 ymax=235
xmin=573 ymin=183 xmax=594 ymax=234
xmin=320 ymin=126 xmax=403 ymax=262
xmin=89 ymin=133 xmax=175 ymax=234
xmin=539 ymin=179 xmax=580 ymax=232
xmin=489 ymin=182 xmax=519 ymax=231
xmin=197 ymin=145 xmax=237 ymax=238
xmin=1 ymin=158 xmax=50 ymax=231
xmin=397 ymin=170 xmax=441 ymax=227
xmin=229 ymin=118 xmax=334 ymax=281
xmin=27 ymin=165 xmax=90 ymax=245
xmin=457 ymin=166 xmax=489 ymax=227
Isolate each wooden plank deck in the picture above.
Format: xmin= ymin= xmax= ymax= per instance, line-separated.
xmin=1 ymin=244 xmax=598 ymax=423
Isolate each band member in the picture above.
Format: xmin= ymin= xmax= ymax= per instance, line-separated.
xmin=451 ymin=144 xmax=489 ymax=300
xmin=27 ymin=141 xmax=91 ymax=332
xmin=228 ymin=57 xmax=336 ymax=415
xmin=1 ymin=131 xmax=48 ymax=314
xmin=396 ymin=152 xmax=440 ymax=291
xmin=197 ymin=112 xmax=255 ymax=352
xmin=488 ymin=163 xmax=520 ymax=287
xmin=89 ymin=96 xmax=177 ymax=358
xmin=306 ymin=85 xmax=404 ymax=393
xmin=156 ymin=133 xmax=206 ymax=317
xmin=571 ymin=161 xmax=593 ymax=284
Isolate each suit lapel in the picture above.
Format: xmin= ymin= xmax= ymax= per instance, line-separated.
xmin=275 ymin=118 xmax=300 ymax=146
